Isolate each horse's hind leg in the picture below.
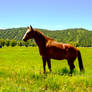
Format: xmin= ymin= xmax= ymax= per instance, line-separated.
xmin=47 ymin=58 xmax=52 ymax=72
xmin=67 ymin=59 xmax=75 ymax=72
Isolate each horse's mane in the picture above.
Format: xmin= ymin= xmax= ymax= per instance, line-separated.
xmin=34 ymin=30 xmax=49 ymax=41
xmin=35 ymin=29 xmax=54 ymax=41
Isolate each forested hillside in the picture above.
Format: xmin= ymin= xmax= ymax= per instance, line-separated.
xmin=0 ymin=27 xmax=92 ymax=47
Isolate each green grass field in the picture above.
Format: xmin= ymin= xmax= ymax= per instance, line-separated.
xmin=0 ymin=47 xmax=92 ymax=92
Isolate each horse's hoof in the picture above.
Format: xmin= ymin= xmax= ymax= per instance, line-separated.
xmin=43 ymin=71 xmax=46 ymax=74
xmin=50 ymin=70 xmax=52 ymax=72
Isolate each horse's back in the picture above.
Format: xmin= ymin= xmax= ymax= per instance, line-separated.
xmin=46 ymin=40 xmax=65 ymax=49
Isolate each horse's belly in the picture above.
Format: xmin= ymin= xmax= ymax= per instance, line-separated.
xmin=50 ymin=56 xmax=66 ymax=60
xmin=48 ymin=53 xmax=66 ymax=60
xmin=47 ymin=48 xmax=67 ymax=60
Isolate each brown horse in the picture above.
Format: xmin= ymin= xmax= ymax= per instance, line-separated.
xmin=23 ymin=26 xmax=84 ymax=73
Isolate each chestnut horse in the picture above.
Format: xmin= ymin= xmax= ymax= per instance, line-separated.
xmin=23 ymin=26 xmax=84 ymax=73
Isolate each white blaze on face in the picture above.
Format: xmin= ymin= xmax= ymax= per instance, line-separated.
xmin=23 ymin=29 xmax=30 ymax=40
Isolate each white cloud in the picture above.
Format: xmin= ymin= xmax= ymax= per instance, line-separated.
xmin=0 ymin=27 xmax=5 ymax=29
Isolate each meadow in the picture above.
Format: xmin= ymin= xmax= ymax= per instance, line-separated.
xmin=0 ymin=46 xmax=92 ymax=92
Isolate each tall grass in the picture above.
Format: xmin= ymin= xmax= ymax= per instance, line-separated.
xmin=0 ymin=47 xmax=92 ymax=92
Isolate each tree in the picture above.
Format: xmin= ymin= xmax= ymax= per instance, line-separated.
xmin=24 ymin=41 xmax=29 ymax=47
xmin=10 ymin=40 xmax=17 ymax=47
xmin=5 ymin=39 xmax=10 ymax=47
xmin=0 ymin=39 xmax=5 ymax=47
xmin=17 ymin=41 xmax=23 ymax=46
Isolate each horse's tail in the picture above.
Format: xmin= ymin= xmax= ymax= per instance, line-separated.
xmin=78 ymin=50 xmax=84 ymax=71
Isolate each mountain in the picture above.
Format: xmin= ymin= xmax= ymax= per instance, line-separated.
xmin=0 ymin=27 xmax=92 ymax=47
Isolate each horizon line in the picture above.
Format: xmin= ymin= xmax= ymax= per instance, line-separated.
xmin=0 ymin=26 xmax=92 ymax=31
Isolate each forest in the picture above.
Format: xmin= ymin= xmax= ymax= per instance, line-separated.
xmin=0 ymin=27 xmax=92 ymax=47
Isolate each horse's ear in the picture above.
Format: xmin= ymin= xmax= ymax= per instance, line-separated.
xmin=30 ymin=25 xmax=32 ymax=27
xmin=30 ymin=25 xmax=33 ymax=31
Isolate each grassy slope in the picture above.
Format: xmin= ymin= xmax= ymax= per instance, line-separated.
xmin=0 ymin=47 xmax=92 ymax=92
xmin=0 ymin=28 xmax=92 ymax=42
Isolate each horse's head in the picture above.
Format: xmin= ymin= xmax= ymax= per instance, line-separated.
xmin=22 ymin=26 xmax=35 ymax=41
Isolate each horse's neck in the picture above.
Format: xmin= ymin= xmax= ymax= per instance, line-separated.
xmin=34 ymin=31 xmax=47 ymax=48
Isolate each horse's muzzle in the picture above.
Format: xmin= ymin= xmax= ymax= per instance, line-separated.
xmin=22 ymin=38 xmax=26 ymax=41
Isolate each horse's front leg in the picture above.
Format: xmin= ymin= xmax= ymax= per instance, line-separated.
xmin=42 ymin=57 xmax=46 ymax=73
xmin=47 ymin=58 xmax=52 ymax=72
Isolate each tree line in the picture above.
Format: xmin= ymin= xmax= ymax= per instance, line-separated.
xmin=0 ymin=38 xmax=92 ymax=47
xmin=0 ymin=39 xmax=36 ymax=47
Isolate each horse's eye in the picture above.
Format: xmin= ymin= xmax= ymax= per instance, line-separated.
xmin=27 ymin=32 xmax=30 ymax=35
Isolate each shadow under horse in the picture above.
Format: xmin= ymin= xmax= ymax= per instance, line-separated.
xmin=23 ymin=26 xmax=84 ymax=73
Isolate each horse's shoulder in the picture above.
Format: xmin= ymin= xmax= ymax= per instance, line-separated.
xmin=46 ymin=40 xmax=56 ymax=47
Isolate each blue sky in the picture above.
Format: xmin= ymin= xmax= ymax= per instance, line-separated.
xmin=0 ymin=0 xmax=92 ymax=30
